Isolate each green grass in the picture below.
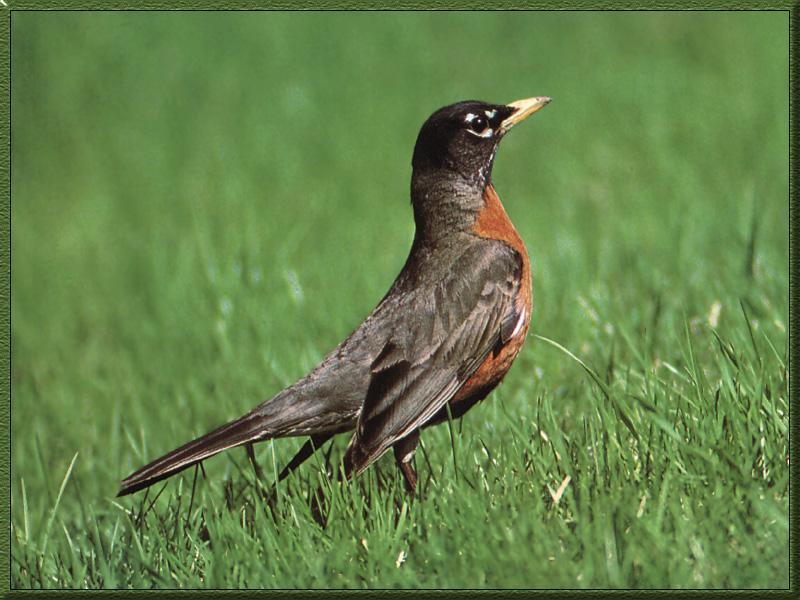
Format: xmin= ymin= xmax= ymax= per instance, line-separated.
xmin=10 ymin=11 xmax=789 ymax=589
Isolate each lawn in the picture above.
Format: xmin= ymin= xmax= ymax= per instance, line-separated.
xmin=9 ymin=11 xmax=789 ymax=589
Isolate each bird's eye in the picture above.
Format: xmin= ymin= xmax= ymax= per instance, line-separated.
xmin=469 ymin=115 xmax=487 ymax=131
xmin=464 ymin=113 xmax=493 ymax=138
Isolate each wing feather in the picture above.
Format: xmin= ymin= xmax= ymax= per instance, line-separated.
xmin=346 ymin=240 xmax=523 ymax=476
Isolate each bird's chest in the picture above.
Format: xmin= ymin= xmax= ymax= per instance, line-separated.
xmin=473 ymin=183 xmax=533 ymax=335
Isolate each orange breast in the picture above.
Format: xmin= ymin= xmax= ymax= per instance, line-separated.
xmin=473 ymin=183 xmax=532 ymax=311
xmin=449 ymin=184 xmax=533 ymax=405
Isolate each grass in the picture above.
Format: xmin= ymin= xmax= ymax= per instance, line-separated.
xmin=9 ymin=11 xmax=789 ymax=589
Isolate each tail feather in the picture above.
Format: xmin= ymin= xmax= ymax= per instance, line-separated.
xmin=117 ymin=412 xmax=270 ymax=497
xmin=118 ymin=370 xmax=362 ymax=497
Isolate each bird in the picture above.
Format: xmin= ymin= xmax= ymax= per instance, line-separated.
xmin=118 ymin=96 xmax=551 ymax=498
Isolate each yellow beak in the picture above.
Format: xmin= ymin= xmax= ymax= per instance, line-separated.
xmin=500 ymin=96 xmax=552 ymax=132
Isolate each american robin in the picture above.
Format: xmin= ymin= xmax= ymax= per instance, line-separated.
xmin=118 ymin=96 xmax=551 ymax=497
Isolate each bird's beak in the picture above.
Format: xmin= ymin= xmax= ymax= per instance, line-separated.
xmin=500 ymin=96 xmax=552 ymax=133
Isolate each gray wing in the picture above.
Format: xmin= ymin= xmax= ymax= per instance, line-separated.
xmin=345 ymin=240 xmax=523 ymax=477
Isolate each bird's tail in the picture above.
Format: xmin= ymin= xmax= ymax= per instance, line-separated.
xmin=117 ymin=381 xmax=343 ymax=497
xmin=117 ymin=409 xmax=274 ymax=497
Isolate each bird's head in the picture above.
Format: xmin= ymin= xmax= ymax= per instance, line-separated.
xmin=410 ymin=97 xmax=551 ymax=238
xmin=412 ymin=97 xmax=550 ymax=188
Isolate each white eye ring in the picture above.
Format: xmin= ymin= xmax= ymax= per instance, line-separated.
xmin=464 ymin=113 xmax=493 ymax=138
xmin=467 ymin=127 xmax=493 ymax=138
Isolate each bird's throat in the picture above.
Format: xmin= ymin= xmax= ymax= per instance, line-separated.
xmin=410 ymin=170 xmax=488 ymax=243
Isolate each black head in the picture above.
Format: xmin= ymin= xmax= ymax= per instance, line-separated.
xmin=409 ymin=97 xmax=551 ymax=243
xmin=411 ymin=97 xmax=551 ymax=189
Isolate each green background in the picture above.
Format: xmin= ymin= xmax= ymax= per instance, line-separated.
xmin=10 ymin=11 xmax=789 ymax=588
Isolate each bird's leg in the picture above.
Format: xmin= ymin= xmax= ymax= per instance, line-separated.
xmin=245 ymin=442 xmax=276 ymax=506
xmin=245 ymin=443 xmax=265 ymax=482
xmin=393 ymin=430 xmax=420 ymax=495
xmin=246 ymin=434 xmax=336 ymax=512
xmin=265 ymin=432 xmax=335 ymax=510
xmin=276 ymin=432 xmax=334 ymax=484
xmin=309 ymin=459 xmax=345 ymax=529
xmin=263 ymin=432 xmax=336 ymax=527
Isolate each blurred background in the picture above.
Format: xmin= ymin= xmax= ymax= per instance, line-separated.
xmin=11 ymin=11 xmax=788 ymax=588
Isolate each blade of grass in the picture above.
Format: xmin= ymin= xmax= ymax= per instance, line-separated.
xmin=21 ymin=478 xmax=29 ymax=544
xmin=41 ymin=452 xmax=78 ymax=557
xmin=533 ymin=334 xmax=639 ymax=441
xmin=739 ymin=299 xmax=762 ymax=366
